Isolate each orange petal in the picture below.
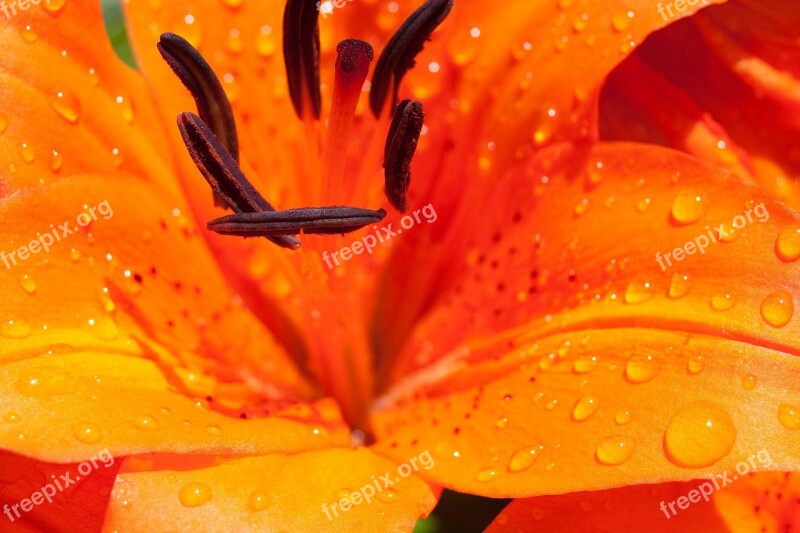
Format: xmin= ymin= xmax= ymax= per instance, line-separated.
xmin=0 ymin=449 xmax=119 ymax=532
xmin=103 ymin=448 xmax=436 ymax=532
xmin=487 ymin=472 xmax=800 ymax=532
xmin=601 ymin=0 xmax=800 ymax=209
xmin=371 ymin=143 xmax=800 ymax=496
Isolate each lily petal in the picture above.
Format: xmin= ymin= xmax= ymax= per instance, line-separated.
xmin=371 ymin=142 xmax=800 ymax=495
xmin=103 ymin=448 xmax=436 ymax=532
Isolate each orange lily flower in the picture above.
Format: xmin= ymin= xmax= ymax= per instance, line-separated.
xmin=0 ymin=0 xmax=798 ymax=531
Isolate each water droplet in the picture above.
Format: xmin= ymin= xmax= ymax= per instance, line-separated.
xmin=377 ymin=488 xmax=399 ymax=502
xmin=44 ymin=0 xmax=68 ymax=14
xmin=48 ymin=91 xmax=81 ymax=123
xmin=2 ymin=319 xmax=32 ymax=339
xmin=742 ymin=374 xmax=757 ymax=391
xmin=671 ymin=190 xmax=709 ymax=225
xmin=86 ymin=316 xmax=119 ymax=340
xmin=495 ymin=417 xmax=508 ymax=429
xmin=760 ymin=291 xmax=794 ymax=328
xmin=572 ymin=356 xmax=598 ymax=373
xmin=611 ymin=11 xmax=634 ymax=32
xmin=778 ymin=404 xmax=800 ymax=429
xmin=625 ymin=354 xmax=659 ymax=383
xmin=507 ymin=446 xmax=540 ymax=473
xmin=571 ymin=394 xmax=600 ymax=421
xmin=664 ymin=401 xmax=736 ymax=467
xmin=595 ymin=435 xmax=635 ymax=465
xmin=476 ymin=467 xmax=499 ymax=482
xmin=220 ymin=0 xmax=243 ymax=8
xmin=434 ymin=441 xmax=461 ymax=459
xmin=19 ymin=143 xmax=35 ymax=163
xmin=3 ymin=412 xmax=20 ymax=422
xmin=97 ymin=288 xmax=116 ymax=313
xmin=687 ymin=355 xmax=705 ymax=375
xmin=51 ymin=150 xmax=64 ymax=171
xmin=115 ymin=95 xmax=134 ymax=124
xmin=204 ymin=424 xmax=223 ymax=436
xmin=775 ymin=225 xmax=800 ymax=262
xmin=73 ymin=423 xmax=102 ymax=444
xmin=20 ymin=25 xmax=37 ymax=43
xmin=179 ymin=482 xmax=211 ymax=507
xmin=624 ymin=280 xmax=654 ymax=305
xmin=16 ymin=367 xmax=75 ymax=396
xmin=19 ymin=274 xmax=37 ymax=294
xmin=131 ymin=415 xmax=160 ymax=431
xmin=668 ymin=274 xmax=691 ymax=299
xmin=248 ymin=492 xmax=269 ymax=512
xmin=615 ymin=410 xmax=632 ymax=425
xmin=710 ymin=293 xmax=737 ymax=312
xmin=70 ymin=248 xmax=81 ymax=262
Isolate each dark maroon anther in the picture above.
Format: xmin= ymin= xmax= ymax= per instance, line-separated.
xmin=384 ymin=100 xmax=424 ymax=212
xmin=283 ymin=0 xmax=322 ymax=120
xmin=207 ymin=207 xmax=387 ymax=237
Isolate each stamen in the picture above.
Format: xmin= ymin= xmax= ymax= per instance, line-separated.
xmin=322 ymin=39 xmax=374 ymax=203
xmin=177 ymin=112 xmax=301 ymax=249
xmin=283 ymin=0 xmax=322 ymax=120
xmin=158 ymin=33 xmax=239 ymax=162
xmin=207 ymin=207 xmax=387 ymax=236
xmin=383 ymin=100 xmax=424 ymax=212
xmin=369 ymin=0 xmax=453 ymax=118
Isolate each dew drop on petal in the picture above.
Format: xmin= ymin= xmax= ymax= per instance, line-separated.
xmin=668 ymin=274 xmax=691 ymax=299
xmin=507 ymin=446 xmax=540 ymax=473
xmin=687 ymin=355 xmax=705 ymax=375
xmin=205 ymin=424 xmax=223 ymax=436
xmin=377 ymin=488 xmax=399 ymax=502
xmin=760 ymin=291 xmax=794 ymax=328
xmin=179 ymin=482 xmax=211 ymax=507
xmin=73 ymin=423 xmax=102 ymax=444
xmin=742 ymin=374 xmax=757 ymax=391
xmin=710 ymin=293 xmax=737 ymax=312
xmin=19 ymin=274 xmax=37 ymax=294
xmin=595 ymin=435 xmax=635 ymax=465
xmin=571 ymin=394 xmax=600 ymax=422
xmin=624 ymin=280 xmax=654 ymax=305
xmin=775 ymin=225 xmax=800 ymax=262
xmin=625 ymin=354 xmax=659 ymax=383
xmin=671 ymin=190 xmax=709 ymax=225
xmin=2 ymin=319 xmax=32 ymax=339
xmin=248 ymin=492 xmax=269 ymax=512
xmin=664 ymin=401 xmax=736 ymax=468
xmin=778 ymin=404 xmax=800 ymax=429
xmin=44 ymin=0 xmax=68 ymax=14
xmin=131 ymin=415 xmax=160 ymax=431
xmin=476 ymin=467 xmax=499 ymax=482
xmin=615 ymin=410 xmax=632 ymax=425
xmin=48 ymin=91 xmax=81 ymax=123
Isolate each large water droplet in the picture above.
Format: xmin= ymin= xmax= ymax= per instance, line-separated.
xmin=710 ymin=293 xmax=736 ymax=312
xmin=625 ymin=354 xmax=659 ymax=383
xmin=476 ymin=467 xmax=499 ymax=482
xmin=671 ymin=190 xmax=709 ymax=225
xmin=19 ymin=274 xmax=37 ymax=294
xmin=595 ymin=435 xmax=635 ymax=465
xmin=775 ymin=225 xmax=800 ymax=263
xmin=48 ymin=91 xmax=81 ymax=123
xmin=610 ymin=11 xmax=634 ymax=32
xmin=778 ymin=404 xmax=799 ymax=429
xmin=44 ymin=0 xmax=68 ymax=14
xmin=687 ymin=355 xmax=705 ymax=375
xmin=615 ymin=410 xmax=632 ymax=425
xmin=2 ymin=319 xmax=32 ymax=339
xmin=760 ymin=291 xmax=793 ymax=328
xmin=179 ymin=482 xmax=211 ymax=507
xmin=507 ymin=446 xmax=541 ymax=473
xmin=571 ymin=394 xmax=600 ymax=421
xmin=664 ymin=401 xmax=736 ymax=467
xmin=624 ymin=280 xmax=654 ymax=305
xmin=668 ymin=274 xmax=691 ymax=299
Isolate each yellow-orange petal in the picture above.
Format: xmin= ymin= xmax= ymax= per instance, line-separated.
xmin=0 ymin=352 xmax=348 ymax=463
xmin=103 ymin=448 xmax=436 ymax=532
xmin=487 ymin=472 xmax=800 ymax=532
xmin=371 ymin=143 xmax=800 ymax=496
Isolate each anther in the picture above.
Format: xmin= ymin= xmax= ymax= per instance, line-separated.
xmin=369 ymin=0 xmax=453 ymax=118
xmin=283 ymin=0 xmax=322 ymax=120
xmin=177 ymin=112 xmax=301 ymax=249
xmin=158 ymin=33 xmax=240 ymax=162
xmin=207 ymin=207 xmax=387 ymax=236
xmin=383 ymin=100 xmax=424 ymax=212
